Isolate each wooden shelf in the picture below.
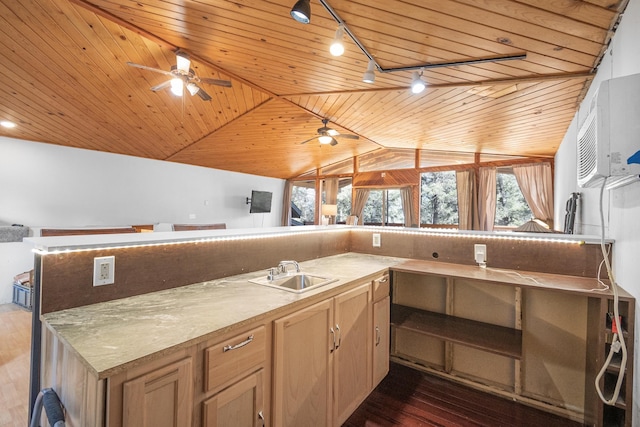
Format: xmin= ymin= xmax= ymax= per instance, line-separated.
xmin=391 ymin=305 xmax=522 ymax=360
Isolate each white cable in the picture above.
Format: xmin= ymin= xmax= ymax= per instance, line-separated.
xmin=594 ymin=177 xmax=627 ymax=406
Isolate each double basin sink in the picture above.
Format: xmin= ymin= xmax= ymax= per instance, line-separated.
xmin=249 ymin=272 xmax=337 ymax=293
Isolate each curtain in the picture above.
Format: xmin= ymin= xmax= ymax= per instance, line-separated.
xmin=400 ymin=187 xmax=417 ymax=227
xmin=281 ymin=180 xmax=292 ymax=226
xmin=477 ymin=167 xmax=497 ymax=231
xmin=513 ymin=163 xmax=554 ymax=228
xmin=456 ymin=170 xmax=477 ymax=230
xmin=324 ymin=178 xmax=339 ymax=204
xmin=352 ymin=188 xmax=370 ymax=225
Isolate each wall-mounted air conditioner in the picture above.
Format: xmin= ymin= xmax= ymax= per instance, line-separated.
xmin=577 ymin=73 xmax=640 ymax=189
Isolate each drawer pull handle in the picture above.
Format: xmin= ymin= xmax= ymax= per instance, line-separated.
xmin=223 ymin=334 xmax=254 ymax=352
xmin=258 ymin=410 xmax=265 ymax=426
xmin=335 ymin=324 xmax=341 ymax=350
xmin=375 ymin=326 xmax=381 ymax=346
xmin=379 ymin=276 xmax=389 ymax=283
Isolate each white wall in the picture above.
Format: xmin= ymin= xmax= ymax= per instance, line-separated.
xmin=554 ymin=0 xmax=640 ymax=423
xmin=0 ymin=136 xmax=284 ymax=303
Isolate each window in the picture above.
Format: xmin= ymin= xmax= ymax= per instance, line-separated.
xmin=420 ymin=171 xmax=458 ymax=226
xmin=291 ymin=181 xmax=315 ymax=225
xmin=336 ymin=180 xmax=352 ymax=223
xmin=362 ymin=189 xmax=404 ymax=226
xmin=495 ymin=168 xmax=532 ymax=227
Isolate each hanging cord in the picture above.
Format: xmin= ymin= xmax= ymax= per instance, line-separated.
xmin=594 ymin=177 xmax=627 ymax=405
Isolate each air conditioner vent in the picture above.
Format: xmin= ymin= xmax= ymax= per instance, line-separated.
xmin=577 ymin=112 xmax=599 ymax=183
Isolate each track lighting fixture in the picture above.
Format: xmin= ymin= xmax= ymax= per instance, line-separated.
xmin=362 ymin=59 xmax=375 ymax=83
xmin=170 ymin=78 xmax=184 ymax=96
xmin=290 ymin=0 xmax=311 ymax=24
xmin=330 ymin=25 xmax=345 ymax=56
xmin=411 ymin=71 xmax=426 ymax=94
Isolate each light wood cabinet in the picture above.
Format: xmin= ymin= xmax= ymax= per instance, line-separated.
xmin=273 ymin=282 xmax=373 ymax=427
xmin=122 ymin=357 xmax=193 ymax=427
xmin=372 ymin=295 xmax=390 ymax=387
xmin=273 ymin=298 xmax=334 ymax=427
xmin=203 ymin=369 xmax=265 ymax=427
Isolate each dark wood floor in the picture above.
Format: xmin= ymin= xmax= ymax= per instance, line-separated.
xmin=344 ymin=363 xmax=582 ymax=427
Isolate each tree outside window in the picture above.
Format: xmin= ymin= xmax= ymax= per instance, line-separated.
xmin=291 ymin=181 xmax=315 ymax=225
xmin=495 ymin=169 xmax=532 ymax=227
xmin=420 ymin=171 xmax=458 ymax=226
xmin=362 ymin=189 xmax=404 ymax=225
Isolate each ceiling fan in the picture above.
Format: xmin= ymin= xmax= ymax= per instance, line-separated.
xmin=126 ymin=50 xmax=231 ymax=101
xmin=299 ymin=119 xmax=360 ymax=146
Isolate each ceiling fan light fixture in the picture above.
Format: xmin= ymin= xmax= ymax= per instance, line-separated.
xmin=330 ymin=25 xmax=345 ymax=56
xmin=176 ymin=51 xmax=191 ymax=73
xmin=186 ymin=82 xmax=200 ymax=96
xmin=290 ymin=0 xmax=311 ymax=24
xmin=362 ymin=59 xmax=376 ymax=83
xmin=411 ymin=71 xmax=426 ymax=94
xmin=318 ymin=135 xmax=333 ymax=144
xmin=170 ymin=78 xmax=184 ymax=96
xmin=0 ymin=120 xmax=16 ymax=128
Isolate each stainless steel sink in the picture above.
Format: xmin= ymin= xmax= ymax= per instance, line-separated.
xmin=249 ymin=272 xmax=337 ymax=293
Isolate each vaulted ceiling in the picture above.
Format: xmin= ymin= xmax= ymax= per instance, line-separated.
xmin=0 ymin=0 xmax=626 ymax=179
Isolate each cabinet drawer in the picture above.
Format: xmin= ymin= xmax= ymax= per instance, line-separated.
xmin=373 ymin=274 xmax=390 ymax=302
xmin=204 ymin=326 xmax=266 ymax=392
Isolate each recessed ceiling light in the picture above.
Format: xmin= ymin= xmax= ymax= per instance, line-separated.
xmin=1 ymin=120 xmax=16 ymax=128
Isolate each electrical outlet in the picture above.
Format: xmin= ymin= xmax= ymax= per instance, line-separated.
xmin=372 ymin=233 xmax=381 ymax=247
xmin=474 ymin=244 xmax=487 ymax=266
xmin=93 ymin=256 xmax=115 ymax=286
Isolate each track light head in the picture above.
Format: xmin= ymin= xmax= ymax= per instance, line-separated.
xmin=330 ymin=25 xmax=345 ymax=56
xmin=362 ymin=59 xmax=376 ymax=83
xmin=290 ymin=0 xmax=311 ymax=24
xmin=411 ymin=71 xmax=426 ymax=94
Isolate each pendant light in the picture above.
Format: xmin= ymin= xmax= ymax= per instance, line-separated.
xmin=290 ymin=0 xmax=311 ymax=24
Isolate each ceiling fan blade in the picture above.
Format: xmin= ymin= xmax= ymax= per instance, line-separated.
xmin=127 ymin=62 xmax=173 ymax=77
xmin=337 ymin=134 xmax=359 ymax=140
xmin=196 ymin=87 xmax=212 ymax=101
xmin=150 ymin=80 xmax=172 ymax=92
xmin=299 ymin=136 xmax=318 ymax=145
xmin=330 ymin=137 xmax=339 ymax=146
xmin=199 ymin=77 xmax=232 ymax=88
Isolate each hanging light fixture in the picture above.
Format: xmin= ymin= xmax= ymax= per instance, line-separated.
xmin=362 ymin=59 xmax=375 ymax=83
xmin=170 ymin=78 xmax=184 ymax=96
xmin=175 ymin=51 xmax=191 ymax=73
xmin=186 ymin=82 xmax=200 ymax=96
xmin=290 ymin=0 xmax=311 ymax=24
xmin=411 ymin=71 xmax=426 ymax=94
xmin=318 ymin=135 xmax=333 ymax=144
xmin=329 ymin=25 xmax=345 ymax=56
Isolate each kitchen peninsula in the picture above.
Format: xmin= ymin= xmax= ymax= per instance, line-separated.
xmin=28 ymin=226 xmax=634 ymax=427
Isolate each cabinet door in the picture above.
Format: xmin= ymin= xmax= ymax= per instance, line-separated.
xmin=333 ymin=283 xmax=372 ymax=426
xmin=373 ymin=295 xmax=390 ymax=387
xmin=203 ymin=370 xmax=264 ymax=427
xmin=273 ymin=299 xmax=333 ymax=427
xmin=122 ymin=357 xmax=193 ymax=427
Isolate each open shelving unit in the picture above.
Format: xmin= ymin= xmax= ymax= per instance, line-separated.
xmin=389 ymin=260 xmax=635 ymax=427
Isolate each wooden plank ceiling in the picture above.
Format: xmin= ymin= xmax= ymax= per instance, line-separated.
xmin=0 ymin=0 xmax=626 ymax=179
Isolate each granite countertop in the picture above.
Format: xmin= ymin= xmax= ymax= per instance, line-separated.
xmin=42 ymin=252 xmax=404 ymax=379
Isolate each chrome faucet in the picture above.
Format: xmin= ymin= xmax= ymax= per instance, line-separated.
xmin=278 ymin=260 xmax=300 ymax=274
xmin=266 ymin=260 xmax=300 ymax=281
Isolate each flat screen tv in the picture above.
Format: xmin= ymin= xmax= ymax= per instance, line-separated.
xmin=249 ymin=190 xmax=272 ymax=213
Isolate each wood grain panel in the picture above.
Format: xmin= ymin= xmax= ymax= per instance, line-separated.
xmin=0 ymin=0 xmax=627 ymax=179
